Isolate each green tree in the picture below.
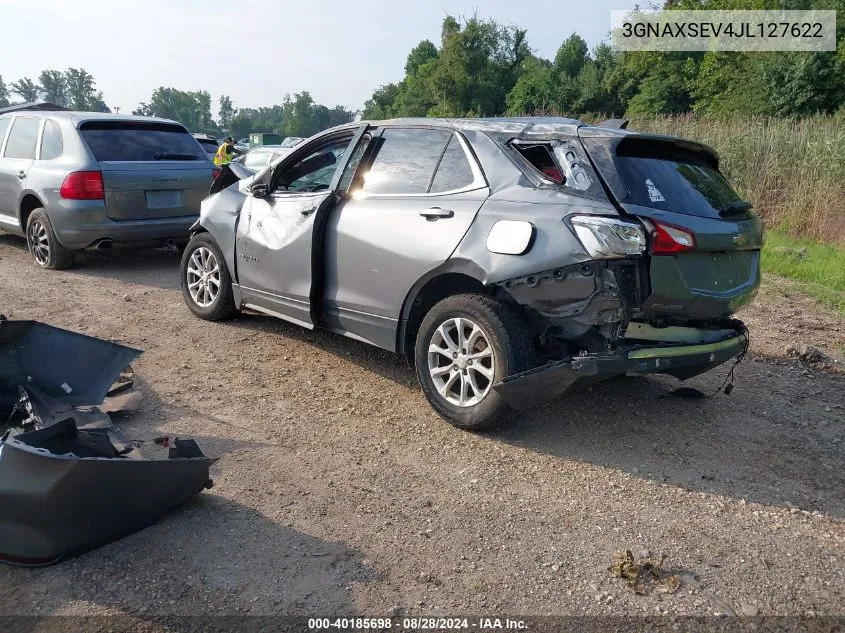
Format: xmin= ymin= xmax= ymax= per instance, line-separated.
xmin=506 ymin=57 xmax=554 ymax=114
xmin=218 ymin=95 xmax=235 ymax=130
xmin=625 ymin=54 xmax=696 ymax=116
xmin=553 ymin=34 xmax=589 ymax=78
xmin=65 ymin=68 xmax=104 ymax=110
xmin=134 ymin=87 xmax=218 ymax=133
xmin=0 ymin=76 xmax=8 ymax=108
xmin=38 ymin=69 xmax=68 ymax=107
xmin=405 ymin=40 xmax=438 ymax=76
xmin=11 ymin=77 xmax=39 ymax=103
xmin=362 ymin=83 xmax=400 ymax=119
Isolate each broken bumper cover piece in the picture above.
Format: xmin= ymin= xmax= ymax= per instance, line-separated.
xmin=494 ymin=331 xmax=748 ymax=409
xmin=0 ymin=319 xmax=215 ymax=567
xmin=0 ymin=320 xmax=142 ymax=414
xmin=0 ymin=419 xmax=215 ymax=567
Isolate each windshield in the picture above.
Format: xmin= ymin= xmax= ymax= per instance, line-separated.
xmin=80 ymin=121 xmax=207 ymax=162
xmin=615 ymin=146 xmax=743 ymax=218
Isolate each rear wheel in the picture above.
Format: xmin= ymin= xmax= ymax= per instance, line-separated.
xmin=180 ymin=233 xmax=238 ymax=321
xmin=26 ymin=209 xmax=76 ymax=270
xmin=415 ymin=294 xmax=535 ymax=431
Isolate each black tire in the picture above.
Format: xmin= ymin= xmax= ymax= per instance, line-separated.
xmin=26 ymin=209 xmax=76 ymax=270
xmin=415 ymin=294 xmax=536 ymax=431
xmin=180 ymin=233 xmax=238 ymax=321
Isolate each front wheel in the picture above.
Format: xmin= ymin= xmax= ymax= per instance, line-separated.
xmin=414 ymin=294 xmax=536 ymax=431
xmin=180 ymin=233 xmax=238 ymax=321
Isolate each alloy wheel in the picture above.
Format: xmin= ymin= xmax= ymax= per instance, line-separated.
xmin=186 ymin=246 xmax=221 ymax=308
xmin=27 ymin=220 xmax=50 ymax=266
xmin=427 ymin=317 xmax=495 ymax=407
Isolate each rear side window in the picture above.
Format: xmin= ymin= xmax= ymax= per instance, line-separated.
xmin=430 ymin=135 xmax=475 ymax=193
xmin=79 ymin=121 xmax=206 ymax=162
xmin=362 ymin=128 xmax=451 ymax=195
xmin=510 ymin=138 xmax=603 ymax=199
xmin=4 ymin=118 xmax=41 ymax=159
xmin=616 ymin=144 xmax=742 ymax=218
xmin=40 ymin=120 xmax=63 ymax=160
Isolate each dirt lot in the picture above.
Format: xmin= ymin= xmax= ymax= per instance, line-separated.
xmin=0 ymin=234 xmax=843 ymax=619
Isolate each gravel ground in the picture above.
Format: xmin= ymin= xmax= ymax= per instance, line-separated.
xmin=0 ymin=235 xmax=843 ymax=619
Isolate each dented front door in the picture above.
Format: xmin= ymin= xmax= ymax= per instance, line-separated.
xmin=235 ymin=125 xmax=369 ymax=328
xmin=237 ymin=191 xmax=330 ymax=327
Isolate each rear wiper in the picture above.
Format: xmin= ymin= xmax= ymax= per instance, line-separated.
xmin=721 ymin=200 xmax=753 ymax=216
xmin=154 ymin=152 xmax=197 ymax=161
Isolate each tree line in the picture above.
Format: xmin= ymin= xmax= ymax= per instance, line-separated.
xmin=132 ymin=89 xmax=355 ymax=139
xmin=363 ymin=0 xmax=845 ymax=120
xmin=0 ymin=71 xmax=355 ymax=140
xmin=0 ymin=68 xmax=108 ymax=112
xmin=4 ymin=0 xmax=843 ymax=141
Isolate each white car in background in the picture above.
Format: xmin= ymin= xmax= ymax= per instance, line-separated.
xmin=237 ymin=145 xmax=292 ymax=173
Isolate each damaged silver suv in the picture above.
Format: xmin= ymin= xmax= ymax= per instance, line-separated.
xmin=180 ymin=118 xmax=763 ymax=430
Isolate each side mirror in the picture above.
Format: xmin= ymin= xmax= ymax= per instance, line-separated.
xmin=250 ymin=183 xmax=270 ymax=198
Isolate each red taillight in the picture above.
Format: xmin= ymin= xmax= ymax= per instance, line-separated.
xmin=211 ymin=168 xmax=221 ymax=180
xmin=652 ymin=222 xmax=696 ymax=254
xmin=60 ymin=171 xmax=104 ymax=200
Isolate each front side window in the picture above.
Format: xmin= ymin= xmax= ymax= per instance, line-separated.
xmin=276 ymin=137 xmax=352 ymax=193
xmin=361 ymin=128 xmax=452 ymax=195
xmin=40 ymin=120 xmax=63 ymax=160
xmin=4 ymin=118 xmax=41 ymax=160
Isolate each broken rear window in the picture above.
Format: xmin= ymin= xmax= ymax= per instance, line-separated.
xmin=510 ymin=139 xmax=603 ymax=199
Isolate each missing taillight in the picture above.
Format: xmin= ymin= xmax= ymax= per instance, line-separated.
xmin=652 ymin=222 xmax=696 ymax=254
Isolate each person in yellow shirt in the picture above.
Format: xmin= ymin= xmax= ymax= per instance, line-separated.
xmin=213 ymin=137 xmax=243 ymax=166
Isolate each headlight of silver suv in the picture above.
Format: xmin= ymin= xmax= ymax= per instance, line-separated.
xmin=570 ymin=216 xmax=646 ymax=258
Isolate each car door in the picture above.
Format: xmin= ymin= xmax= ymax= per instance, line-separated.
xmin=235 ymin=125 xmax=369 ymax=328
xmin=0 ymin=116 xmax=41 ymax=230
xmin=322 ymin=127 xmax=490 ymax=350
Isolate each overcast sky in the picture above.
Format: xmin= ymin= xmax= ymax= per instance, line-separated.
xmin=2 ymin=0 xmax=638 ymax=114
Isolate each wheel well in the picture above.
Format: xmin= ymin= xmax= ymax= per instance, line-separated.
xmin=400 ymin=273 xmax=487 ymax=359
xmin=19 ymin=195 xmax=43 ymax=231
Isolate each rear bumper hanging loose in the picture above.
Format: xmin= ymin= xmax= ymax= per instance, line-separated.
xmin=493 ymin=328 xmax=748 ymax=409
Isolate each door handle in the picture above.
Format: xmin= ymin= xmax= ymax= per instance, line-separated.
xmin=16 ymin=171 xmax=25 ymax=180
xmin=419 ymin=207 xmax=454 ymax=220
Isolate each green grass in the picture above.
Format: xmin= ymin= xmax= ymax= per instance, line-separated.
xmin=761 ymin=232 xmax=845 ymax=315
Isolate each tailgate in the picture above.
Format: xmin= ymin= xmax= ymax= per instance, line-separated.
xmin=580 ymin=132 xmax=764 ymax=320
xmin=99 ymin=162 xmax=213 ymax=220
xmin=79 ymin=120 xmax=214 ymax=221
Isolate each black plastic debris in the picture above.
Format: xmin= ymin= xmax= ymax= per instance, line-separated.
xmin=0 ymin=419 xmax=215 ymax=566
xmin=0 ymin=319 xmax=215 ymax=566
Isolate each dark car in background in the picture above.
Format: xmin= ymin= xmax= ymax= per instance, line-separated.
xmin=0 ymin=112 xmax=217 ymax=269
xmin=180 ymin=117 xmax=763 ymax=429
xmin=192 ymin=133 xmax=219 ymax=159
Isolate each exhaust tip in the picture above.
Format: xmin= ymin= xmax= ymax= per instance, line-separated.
xmin=93 ymin=238 xmax=114 ymax=250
